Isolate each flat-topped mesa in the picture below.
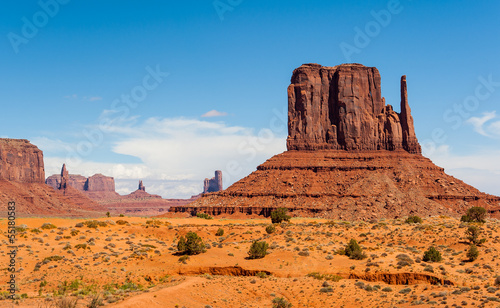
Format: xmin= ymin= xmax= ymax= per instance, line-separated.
xmin=286 ymin=63 xmax=421 ymax=154
xmin=0 ymin=138 xmax=45 ymax=183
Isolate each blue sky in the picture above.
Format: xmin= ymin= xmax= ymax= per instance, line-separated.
xmin=1 ymin=0 xmax=499 ymax=198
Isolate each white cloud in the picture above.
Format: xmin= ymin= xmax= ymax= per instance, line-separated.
xmin=201 ymin=110 xmax=228 ymax=117
xmin=42 ymin=116 xmax=287 ymax=198
xmin=466 ymin=111 xmax=498 ymax=137
xmin=89 ymin=96 xmax=103 ymax=101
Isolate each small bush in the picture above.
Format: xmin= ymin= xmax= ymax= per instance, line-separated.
xmin=466 ymin=226 xmax=482 ymax=245
xmin=405 ymin=215 xmax=423 ymax=224
xmin=178 ymin=255 xmax=189 ymax=264
xmin=270 ymin=208 xmax=291 ymax=224
xmin=215 ymin=228 xmax=224 ymax=236
xmin=116 ymin=220 xmax=128 ymax=225
xmin=87 ymin=294 xmax=103 ymax=308
xmin=177 ymin=232 xmax=205 ymax=255
xmin=43 ymin=255 xmax=63 ymax=263
xmin=272 ymin=297 xmax=292 ymax=308
xmin=248 ymin=241 xmax=268 ymax=259
xmin=54 ymin=297 xmax=78 ymax=308
xmin=41 ymin=223 xmax=57 ymax=230
xmin=423 ymin=247 xmax=442 ymax=262
xmin=265 ymin=225 xmax=276 ymax=234
xmin=461 ymin=206 xmax=486 ymax=223
xmin=345 ymin=239 xmax=366 ymax=260
xmin=466 ymin=245 xmax=479 ymax=261
xmin=399 ymin=287 xmax=411 ymax=294
xmin=82 ymin=220 xmax=107 ymax=229
xmin=196 ymin=212 xmax=213 ymax=220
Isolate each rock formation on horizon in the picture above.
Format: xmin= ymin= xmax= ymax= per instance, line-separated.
xmin=287 ymin=63 xmax=420 ymax=153
xmin=173 ymin=63 xmax=500 ymax=220
xmin=203 ymin=170 xmax=223 ymax=193
xmin=138 ymin=180 xmax=145 ymax=191
xmin=46 ymin=165 xmax=116 ymax=194
xmin=0 ymin=138 xmax=104 ymax=217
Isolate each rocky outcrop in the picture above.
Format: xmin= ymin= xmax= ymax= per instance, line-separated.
xmin=46 ymin=165 xmax=116 ymax=193
xmin=286 ymin=63 xmax=421 ymax=153
xmin=138 ymin=180 xmax=145 ymax=191
xmin=203 ymin=170 xmax=223 ymax=193
xmin=0 ymin=138 xmax=44 ymax=183
xmin=172 ymin=63 xmax=500 ymax=220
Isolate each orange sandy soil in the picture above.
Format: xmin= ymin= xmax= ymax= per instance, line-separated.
xmin=0 ymin=215 xmax=499 ymax=307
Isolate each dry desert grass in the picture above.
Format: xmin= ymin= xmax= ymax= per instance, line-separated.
xmin=0 ymin=215 xmax=499 ymax=307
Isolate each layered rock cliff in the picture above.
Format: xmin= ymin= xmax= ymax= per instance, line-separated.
xmin=286 ymin=64 xmax=421 ymax=153
xmin=0 ymin=138 xmax=44 ymax=183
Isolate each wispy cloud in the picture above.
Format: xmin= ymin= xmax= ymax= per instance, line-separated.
xmin=201 ymin=110 xmax=228 ymax=117
xmin=466 ymin=111 xmax=500 ymax=138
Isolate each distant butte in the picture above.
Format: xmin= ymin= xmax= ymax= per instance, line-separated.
xmin=173 ymin=63 xmax=500 ymax=220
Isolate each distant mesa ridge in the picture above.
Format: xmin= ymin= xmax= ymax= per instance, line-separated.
xmin=46 ymin=164 xmax=117 ymax=194
xmin=173 ymin=63 xmax=500 ymax=220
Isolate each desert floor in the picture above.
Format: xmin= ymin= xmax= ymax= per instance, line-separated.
xmin=0 ymin=215 xmax=499 ymax=307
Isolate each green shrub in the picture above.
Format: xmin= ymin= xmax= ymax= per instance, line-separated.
xmin=466 ymin=244 xmax=479 ymax=261
xmin=74 ymin=244 xmax=89 ymax=250
xmin=116 ymin=220 xmax=128 ymax=225
xmin=178 ymin=255 xmax=189 ymax=264
xmin=106 ymin=212 xmax=110 ymax=217
xmin=216 ymin=228 xmax=224 ymax=236
xmin=405 ymin=215 xmax=423 ymax=224
xmin=196 ymin=212 xmax=213 ymax=220
xmin=41 ymin=223 xmax=57 ymax=230
xmin=82 ymin=220 xmax=107 ymax=229
xmin=43 ymin=255 xmax=63 ymax=263
xmin=270 ymin=208 xmax=291 ymax=224
xmin=248 ymin=241 xmax=269 ymax=259
xmin=272 ymin=297 xmax=292 ymax=308
xmin=466 ymin=225 xmax=483 ymax=245
xmin=461 ymin=206 xmax=487 ymax=223
xmin=119 ymin=214 xmax=124 ymax=217
xmin=423 ymin=247 xmax=442 ymax=262
xmin=344 ymin=239 xmax=366 ymax=260
xmin=177 ymin=232 xmax=205 ymax=255
xmin=265 ymin=225 xmax=276 ymax=234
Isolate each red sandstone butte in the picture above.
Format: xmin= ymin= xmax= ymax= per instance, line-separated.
xmin=0 ymin=138 xmax=44 ymax=183
xmin=287 ymin=63 xmax=420 ymax=153
xmin=172 ymin=63 xmax=500 ymax=220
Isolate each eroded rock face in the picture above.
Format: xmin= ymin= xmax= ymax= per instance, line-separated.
xmin=203 ymin=170 xmax=223 ymax=193
xmin=286 ymin=63 xmax=421 ymax=153
xmin=0 ymin=139 xmax=45 ymax=183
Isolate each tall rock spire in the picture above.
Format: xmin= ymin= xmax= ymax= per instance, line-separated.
xmin=400 ymin=75 xmax=421 ymax=154
xmin=60 ymin=163 xmax=69 ymax=190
